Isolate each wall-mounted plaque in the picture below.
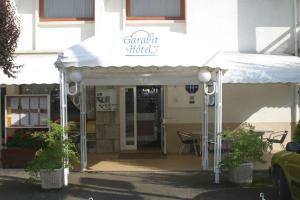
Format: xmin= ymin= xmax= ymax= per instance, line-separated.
xmin=96 ymin=89 xmax=117 ymax=111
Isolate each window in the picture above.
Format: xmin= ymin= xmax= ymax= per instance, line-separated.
xmin=39 ymin=0 xmax=94 ymax=21
xmin=126 ymin=0 xmax=185 ymax=20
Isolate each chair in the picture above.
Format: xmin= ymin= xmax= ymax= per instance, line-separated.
xmin=265 ymin=130 xmax=288 ymax=152
xmin=207 ymin=133 xmax=231 ymax=153
xmin=177 ymin=131 xmax=198 ymax=156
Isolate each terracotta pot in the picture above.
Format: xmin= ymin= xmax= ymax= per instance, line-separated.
xmin=1 ymin=148 xmax=36 ymax=168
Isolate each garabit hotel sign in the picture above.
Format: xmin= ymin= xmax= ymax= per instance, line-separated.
xmin=124 ymin=30 xmax=159 ymax=56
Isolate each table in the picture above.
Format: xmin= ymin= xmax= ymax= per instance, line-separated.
xmin=254 ymin=130 xmax=273 ymax=139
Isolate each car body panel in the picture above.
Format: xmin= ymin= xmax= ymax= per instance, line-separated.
xmin=271 ymin=150 xmax=300 ymax=200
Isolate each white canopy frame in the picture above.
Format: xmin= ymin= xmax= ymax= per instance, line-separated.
xmin=55 ymin=30 xmax=227 ymax=186
xmin=56 ymin=63 xmax=224 ymax=185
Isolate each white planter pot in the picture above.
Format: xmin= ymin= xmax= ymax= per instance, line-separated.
xmin=228 ymin=162 xmax=253 ymax=184
xmin=40 ymin=168 xmax=63 ymax=189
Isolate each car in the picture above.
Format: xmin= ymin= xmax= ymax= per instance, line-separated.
xmin=270 ymin=141 xmax=300 ymax=200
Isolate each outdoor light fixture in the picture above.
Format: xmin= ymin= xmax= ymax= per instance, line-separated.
xmin=198 ymin=69 xmax=216 ymax=95
xmin=67 ymin=70 xmax=82 ymax=95
xmin=197 ymin=69 xmax=211 ymax=83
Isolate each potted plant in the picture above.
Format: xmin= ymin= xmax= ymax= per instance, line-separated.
xmin=293 ymin=121 xmax=300 ymax=142
xmin=26 ymin=122 xmax=78 ymax=189
xmin=1 ymin=129 xmax=44 ymax=168
xmin=221 ymin=123 xmax=269 ymax=184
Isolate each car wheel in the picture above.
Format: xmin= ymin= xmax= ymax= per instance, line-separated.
xmin=275 ymin=168 xmax=291 ymax=200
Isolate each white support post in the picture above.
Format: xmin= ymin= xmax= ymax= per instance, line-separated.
xmin=214 ymin=69 xmax=223 ymax=184
xmin=59 ymin=69 xmax=69 ymax=186
xmin=0 ymin=86 xmax=2 ymax=151
xmin=294 ymin=0 xmax=298 ymax=56
xmin=295 ymin=85 xmax=300 ymax=124
xmin=202 ymin=85 xmax=209 ymax=170
xmin=80 ymin=84 xmax=87 ymax=171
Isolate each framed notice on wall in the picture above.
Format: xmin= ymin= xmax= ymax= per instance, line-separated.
xmin=96 ymin=89 xmax=117 ymax=111
xmin=5 ymin=95 xmax=50 ymax=128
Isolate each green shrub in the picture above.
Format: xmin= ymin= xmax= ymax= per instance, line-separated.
xmin=26 ymin=122 xmax=79 ymax=179
xmin=221 ymin=123 xmax=269 ymax=169
xmin=293 ymin=121 xmax=300 ymax=142
xmin=6 ymin=129 xmax=44 ymax=149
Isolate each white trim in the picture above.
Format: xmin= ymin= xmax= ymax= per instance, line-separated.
xmin=38 ymin=20 xmax=94 ymax=26
xmin=15 ymin=50 xmax=60 ymax=55
xmin=293 ymin=0 xmax=298 ymax=56
xmin=120 ymin=87 xmax=137 ymax=150
xmin=80 ymin=84 xmax=87 ymax=171
xmin=125 ymin=20 xmax=185 ymax=25
xmin=295 ymin=84 xmax=300 ymax=123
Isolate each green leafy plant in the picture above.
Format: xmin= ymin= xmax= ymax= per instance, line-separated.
xmin=293 ymin=121 xmax=300 ymax=142
xmin=221 ymin=123 xmax=269 ymax=169
xmin=6 ymin=129 xmax=44 ymax=149
xmin=26 ymin=122 xmax=79 ymax=179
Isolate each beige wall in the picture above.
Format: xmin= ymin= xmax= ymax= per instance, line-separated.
xmin=165 ymin=83 xmax=296 ymax=153
xmin=223 ymin=84 xmax=294 ymax=123
xmin=95 ymin=86 xmax=120 ymax=153
xmin=91 ymin=84 xmax=296 ymax=153
xmin=165 ymin=86 xmax=202 ymax=124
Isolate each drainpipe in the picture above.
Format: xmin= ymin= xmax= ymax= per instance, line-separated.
xmin=294 ymin=0 xmax=298 ymax=56
xmin=0 ymin=87 xmax=2 ymax=152
xmin=295 ymin=85 xmax=300 ymax=126
xmin=80 ymin=84 xmax=87 ymax=171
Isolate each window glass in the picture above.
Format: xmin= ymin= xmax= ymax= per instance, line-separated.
xmin=41 ymin=0 xmax=94 ymax=20
xmin=130 ymin=0 xmax=180 ymax=17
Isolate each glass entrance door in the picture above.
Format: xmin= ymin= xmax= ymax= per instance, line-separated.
xmin=121 ymin=87 xmax=137 ymax=150
xmin=121 ymin=86 xmax=166 ymax=152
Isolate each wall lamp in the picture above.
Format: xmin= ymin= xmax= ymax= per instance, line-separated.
xmin=67 ymin=70 xmax=82 ymax=96
xmin=198 ymin=69 xmax=216 ymax=95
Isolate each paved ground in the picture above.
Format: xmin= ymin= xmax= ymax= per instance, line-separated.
xmin=0 ymin=170 xmax=278 ymax=200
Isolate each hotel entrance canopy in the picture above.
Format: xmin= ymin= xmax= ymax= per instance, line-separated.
xmin=56 ymin=30 xmax=225 ymax=185
xmin=55 ymin=30 xmax=300 ymax=186
xmin=56 ymin=30 xmax=224 ymax=85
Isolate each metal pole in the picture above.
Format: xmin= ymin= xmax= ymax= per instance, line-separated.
xmin=202 ymin=84 xmax=209 ymax=170
xmin=59 ymin=69 xmax=69 ymax=186
xmin=80 ymin=84 xmax=87 ymax=171
xmin=295 ymin=85 xmax=300 ymax=123
xmin=294 ymin=0 xmax=298 ymax=56
xmin=214 ymin=81 xmax=218 ymax=175
xmin=214 ymin=69 xmax=223 ymax=184
xmin=0 ymin=86 xmax=2 ymax=150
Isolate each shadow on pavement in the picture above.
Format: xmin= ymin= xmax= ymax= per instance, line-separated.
xmin=0 ymin=170 xmax=278 ymax=200
xmin=193 ymin=187 xmax=278 ymax=200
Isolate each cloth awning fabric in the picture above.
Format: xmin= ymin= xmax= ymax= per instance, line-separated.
xmin=57 ymin=30 xmax=300 ymax=84
xmin=58 ymin=31 xmax=223 ymax=69
xmin=0 ymin=54 xmax=59 ymax=85
xmin=222 ymin=53 xmax=300 ymax=84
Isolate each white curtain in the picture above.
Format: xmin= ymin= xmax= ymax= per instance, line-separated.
xmin=44 ymin=0 xmax=94 ymax=18
xmin=130 ymin=0 xmax=180 ymax=17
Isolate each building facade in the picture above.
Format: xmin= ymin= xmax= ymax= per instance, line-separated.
xmin=1 ymin=0 xmax=300 ymax=155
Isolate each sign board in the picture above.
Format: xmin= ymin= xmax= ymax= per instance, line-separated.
xmin=124 ymin=30 xmax=159 ymax=56
xmin=96 ymin=89 xmax=117 ymax=111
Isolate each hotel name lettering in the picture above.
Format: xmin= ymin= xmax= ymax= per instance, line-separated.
xmin=124 ymin=30 xmax=159 ymax=56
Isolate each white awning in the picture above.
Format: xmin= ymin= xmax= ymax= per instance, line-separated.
xmin=56 ymin=30 xmax=225 ymax=85
xmin=57 ymin=30 xmax=300 ymax=84
xmin=58 ymin=30 xmax=223 ymax=69
xmin=0 ymin=54 xmax=59 ymax=85
xmin=222 ymin=53 xmax=300 ymax=83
